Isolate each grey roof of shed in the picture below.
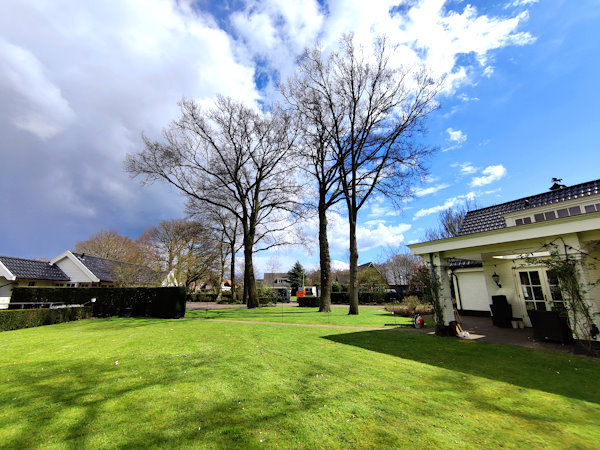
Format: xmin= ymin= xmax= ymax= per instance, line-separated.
xmin=459 ymin=179 xmax=600 ymax=236
xmin=0 ymin=256 xmax=70 ymax=281
xmin=73 ymin=253 xmax=164 ymax=284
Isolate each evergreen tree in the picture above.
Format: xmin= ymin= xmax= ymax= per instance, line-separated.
xmin=287 ymin=261 xmax=306 ymax=294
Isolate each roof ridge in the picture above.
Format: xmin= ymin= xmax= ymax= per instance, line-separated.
xmin=0 ymin=255 xmax=51 ymax=263
xmin=466 ymin=178 xmax=600 ymax=215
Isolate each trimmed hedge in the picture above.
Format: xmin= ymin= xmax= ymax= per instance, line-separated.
xmin=187 ymin=292 xmax=236 ymax=303
xmin=11 ymin=287 xmax=186 ymax=319
xmin=297 ymin=296 xmax=319 ymax=307
xmin=310 ymin=292 xmax=402 ymax=306
xmin=0 ymin=306 xmax=92 ymax=332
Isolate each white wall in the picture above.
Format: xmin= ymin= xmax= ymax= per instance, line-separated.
xmin=0 ymin=277 xmax=13 ymax=309
xmin=454 ymin=269 xmax=489 ymax=312
xmin=55 ymin=257 xmax=93 ymax=284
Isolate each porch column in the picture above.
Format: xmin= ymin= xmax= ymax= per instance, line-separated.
xmin=429 ymin=252 xmax=454 ymax=326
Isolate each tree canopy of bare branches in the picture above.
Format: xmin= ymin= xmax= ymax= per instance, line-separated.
xmin=139 ymin=219 xmax=219 ymax=292
xmin=425 ymin=199 xmax=479 ymax=241
xmin=287 ymin=34 xmax=441 ymax=314
xmin=126 ymin=96 xmax=302 ymax=308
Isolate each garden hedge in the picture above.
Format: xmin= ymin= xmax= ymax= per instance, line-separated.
xmin=0 ymin=306 xmax=92 ymax=332
xmin=11 ymin=287 xmax=186 ymax=319
xmin=302 ymin=292 xmax=401 ymax=306
xmin=297 ymin=296 xmax=320 ymax=307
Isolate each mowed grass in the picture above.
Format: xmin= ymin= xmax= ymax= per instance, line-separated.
xmin=1 ymin=317 xmax=599 ymax=449
xmin=187 ymin=305 xmax=416 ymax=327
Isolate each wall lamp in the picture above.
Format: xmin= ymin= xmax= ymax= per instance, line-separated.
xmin=491 ymin=272 xmax=502 ymax=288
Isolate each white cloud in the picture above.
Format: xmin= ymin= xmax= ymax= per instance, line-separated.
xmin=413 ymin=192 xmax=476 ymax=220
xmin=446 ymin=127 xmax=467 ymax=144
xmin=331 ymin=260 xmax=349 ymax=271
xmin=452 ymin=162 xmax=478 ymax=175
xmin=505 ymin=0 xmax=539 ymax=9
xmin=0 ymin=39 xmax=75 ymax=139
xmin=470 ymin=165 xmax=507 ymax=187
xmin=327 ymin=211 xmax=411 ymax=253
xmin=414 ymin=184 xmax=450 ymax=197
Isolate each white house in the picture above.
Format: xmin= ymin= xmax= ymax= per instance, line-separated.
xmin=1 ymin=251 xmax=177 ymax=308
xmin=0 ymin=256 xmax=71 ymax=308
xmin=409 ymin=179 xmax=600 ymax=342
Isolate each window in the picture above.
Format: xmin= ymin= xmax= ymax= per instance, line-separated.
xmin=544 ymin=211 xmax=556 ymax=220
xmin=519 ymin=271 xmax=546 ymax=311
xmin=534 ymin=213 xmax=545 ymax=222
xmin=584 ymin=204 xmax=596 ymax=213
xmin=28 ymin=281 xmax=36 ymax=286
xmin=557 ymin=208 xmax=569 ymax=218
xmin=515 ymin=218 xmax=523 ymax=226
xmin=568 ymin=206 xmax=581 ymax=216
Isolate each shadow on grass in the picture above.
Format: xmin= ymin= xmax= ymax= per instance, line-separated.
xmin=1 ymin=353 xmax=336 ymax=448
xmin=323 ymin=329 xmax=600 ymax=404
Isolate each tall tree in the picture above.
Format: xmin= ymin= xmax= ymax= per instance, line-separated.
xmin=289 ymin=34 xmax=441 ymax=314
xmin=282 ymin=61 xmax=344 ymax=313
xmin=126 ymin=96 xmax=301 ymax=308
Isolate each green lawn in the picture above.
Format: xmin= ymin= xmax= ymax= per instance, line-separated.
xmin=1 ymin=316 xmax=599 ymax=448
xmin=187 ymin=305 xmax=416 ymax=327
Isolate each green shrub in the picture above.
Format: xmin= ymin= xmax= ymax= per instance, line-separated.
xmin=257 ymin=285 xmax=278 ymax=304
xmin=0 ymin=306 xmax=92 ymax=332
xmin=331 ymin=292 xmax=349 ymax=304
xmin=11 ymin=287 xmax=186 ymax=319
xmin=384 ymin=296 xmax=433 ymax=317
xmin=331 ymin=282 xmax=343 ymax=293
xmin=297 ymin=296 xmax=319 ymax=307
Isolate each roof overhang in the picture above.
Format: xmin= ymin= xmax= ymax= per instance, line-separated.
xmin=51 ymin=250 xmax=100 ymax=283
xmin=0 ymin=260 xmax=15 ymax=280
xmin=409 ymin=211 xmax=600 ymax=258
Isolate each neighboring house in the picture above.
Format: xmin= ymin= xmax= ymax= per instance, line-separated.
xmin=409 ymin=179 xmax=600 ymax=338
xmin=0 ymin=256 xmax=71 ymax=308
xmin=51 ymin=251 xmax=171 ymax=287
xmin=263 ymin=272 xmax=292 ymax=288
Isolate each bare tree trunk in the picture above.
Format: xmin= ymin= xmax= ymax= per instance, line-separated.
xmin=348 ymin=214 xmax=359 ymax=315
xmin=318 ymin=196 xmax=332 ymax=312
xmin=216 ymin=243 xmax=225 ymax=302
xmin=244 ymin=234 xmax=259 ymax=308
xmin=230 ymin=241 xmax=236 ymax=302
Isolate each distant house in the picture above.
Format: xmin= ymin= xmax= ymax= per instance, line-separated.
xmin=0 ymin=256 xmax=70 ymax=308
xmin=263 ymin=272 xmax=292 ymax=288
xmin=51 ymin=251 xmax=172 ymax=287
xmin=409 ymin=179 xmax=600 ymax=340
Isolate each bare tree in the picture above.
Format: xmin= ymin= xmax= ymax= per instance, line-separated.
xmin=187 ymin=202 xmax=243 ymax=301
xmin=140 ymin=219 xmax=219 ymax=291
xmin=377 ymin=245 xmax=423 ymax=293
xmin=289 ymin=34 xmax=441 ymax=314
xmin=282 ymin=61 xmax=344 ymax=313
xmin=425 ymin=199 xmax=479 ymax=240
xmin=126 ymin=96 xmax=302 ymax=308
xmin=75 ymin=230 xmax=142 ymax=262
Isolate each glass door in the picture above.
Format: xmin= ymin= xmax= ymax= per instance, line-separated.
xmin=517 ymin=269 xmax=566 ymax=312
xmin=519 ymin=270 xmax=546 ymax=311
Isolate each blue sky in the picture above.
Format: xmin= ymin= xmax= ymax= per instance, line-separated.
xmin=1 ymin=0 xmax=599 ymax=276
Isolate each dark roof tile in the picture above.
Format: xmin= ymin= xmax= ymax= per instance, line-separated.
xmin=459 ymin=179 xmax=600 ymax=235
xmin=0 ymin=256 xmax=70 ymax=281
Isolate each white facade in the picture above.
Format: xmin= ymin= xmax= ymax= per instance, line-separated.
xmin=410 ymin=193 xmax=600 ymax=337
